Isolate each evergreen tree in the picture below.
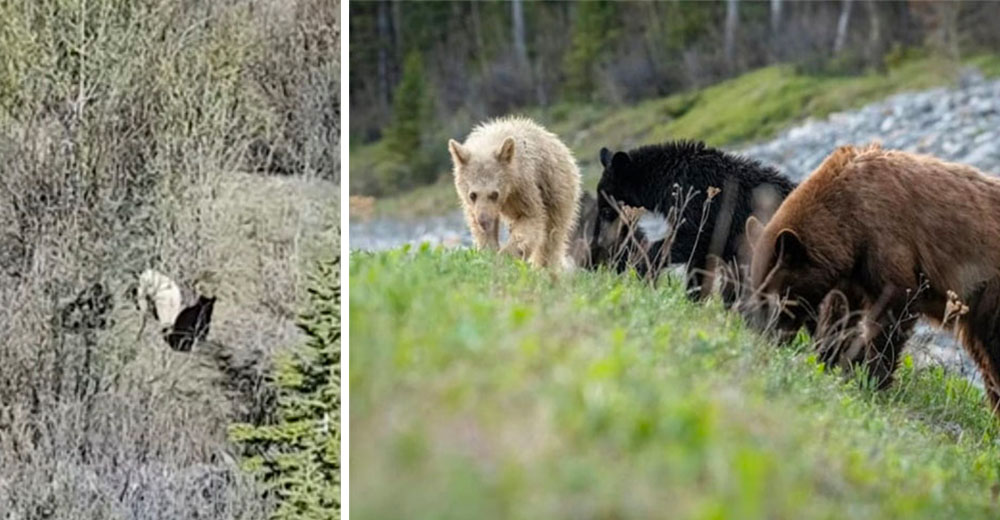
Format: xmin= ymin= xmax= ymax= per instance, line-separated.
xmin=232 ymin=256 xmax=341 ymax=520
xmin=383 ymin=51 xmax=435 ymax=187
xmin=563 ymin=1 xmax=619 ymax=101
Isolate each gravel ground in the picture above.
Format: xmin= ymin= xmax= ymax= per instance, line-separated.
xmin=741 ymin=68 xmax=1000 ymax=182
xmin=349 ymin=212 xmax=470 ymax=251
xmin=350 ymin=68 xmax=1000 ymax=385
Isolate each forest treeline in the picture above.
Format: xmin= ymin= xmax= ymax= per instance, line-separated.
xmin=349 ymin=0 xmax=1000 ymax=196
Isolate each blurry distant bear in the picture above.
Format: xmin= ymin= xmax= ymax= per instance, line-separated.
xmin=448 ymin=116 xmax=581 ymax=270
xmin=568 ymin=191 xmax=599 ymax=269
xmin=595 ymin=141 xmax=794 ymax=304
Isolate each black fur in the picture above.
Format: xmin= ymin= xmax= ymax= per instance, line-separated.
xmin=166 ymin=295 xmax=215 ymax=352
xmin=587 ymin=197 xmax=661 ymax=277
xmin=594 ymin=140 xmax=795 ymax=304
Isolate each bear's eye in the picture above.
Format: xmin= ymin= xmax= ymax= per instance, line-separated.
xmin=488 ymin=191 xmax=499 ymax=202
xmin=470 ymin=192 xmax=478 ymax=202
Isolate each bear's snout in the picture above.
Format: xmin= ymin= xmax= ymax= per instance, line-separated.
xmin=477 ymin=215 xmax=495 ymax=232
xmin=739 ymin=295 xmax=801 ymax=340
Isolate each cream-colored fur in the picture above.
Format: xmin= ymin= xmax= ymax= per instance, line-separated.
xmin=138 ymin=269 xmax=182 ymax=328
xmin=448 ymin=116 xmax=581 ymax=269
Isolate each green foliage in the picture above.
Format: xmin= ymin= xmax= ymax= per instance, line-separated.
xmin=351 ymin=248 xmax=1000 ymax=519
xmin=351 ymin=0 xmax=1000 ymax=147
xmin=385 ymin=52 xmax=431 ymax=161
xmin=233 ymin=256 xmax=342 ymax=519
xmin=965 ymin=53 xmax=1000 ymax=78
xmin=548 ymin=57 xmax=982 ymax=164
xmin=663 ymin=1 xmax=721 ymax=51
xmin=563 ymin=1 xmax=620 ymax=101
xmin=359 ymin=54 xmax=1000 ymax=215
xmin=373 ymin=51 xmax=441 ymax=194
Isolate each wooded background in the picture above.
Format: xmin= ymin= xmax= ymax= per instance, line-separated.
xmin=349 ymin=0 xmax=1000 ymax=195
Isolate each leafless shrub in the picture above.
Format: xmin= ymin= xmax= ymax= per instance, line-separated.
xmin=246 ymin=0 xmax=341 ymax=181
xmin=595 ymin=184 xmax=699 ymax=291
xmin=0 ymin=0 xmax=339 ymax=517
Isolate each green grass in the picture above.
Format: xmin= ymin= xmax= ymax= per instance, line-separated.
xmin=548 ymin=56 xmax=967 ymax=155
xmin=356 ymin=54 xmax=1000 ymax=219
xmin=351 ymin=247 xmax=1000 ymax=519
xmin=967 ymin=54 xmax=1000 ymax=78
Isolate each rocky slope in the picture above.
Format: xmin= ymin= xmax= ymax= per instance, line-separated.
xmin=742 ymin=68 xmax=1000 ymax=182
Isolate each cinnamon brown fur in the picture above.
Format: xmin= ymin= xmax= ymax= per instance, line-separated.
xmin=746 ymin=143 xmax=1000 ymax=417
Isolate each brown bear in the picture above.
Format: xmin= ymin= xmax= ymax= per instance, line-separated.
xmin=744 ymin=143 xmax=1000 ymax=417
xmin=448 ymin=116 xmax=581 ymax=269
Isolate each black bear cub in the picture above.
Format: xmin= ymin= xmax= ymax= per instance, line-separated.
xmin=594 ymin=140 xmax=795 ymax=305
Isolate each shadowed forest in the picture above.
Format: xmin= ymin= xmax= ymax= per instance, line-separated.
xmin=349 ymin=0 xmax=1000 ymax=198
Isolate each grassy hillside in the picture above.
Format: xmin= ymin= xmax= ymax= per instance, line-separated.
xmin=351 ymin=247 xmax=1000 ymax=519
xmin=355 ymin=54 xmax=1000 ymax=219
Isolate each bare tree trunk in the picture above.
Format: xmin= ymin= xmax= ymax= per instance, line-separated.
xmin=834 ymin=0 xmax=854 ymax=55
xmin=940 ymin=2 xmax=960 ymax=61
xmin=392 ymin=0 xmax=403 ymax=83
xmin=644 ymin=2 xmax=665 ymax=92
xmin=512 ymin=0 xmax=545 ymax=106
xmin=392 ymin=0 xmax=402 ymax=49
xmin=512 ymin=0 xmax=528 ymax=67
xmin=470 ymin=1 xmax=492 ymax=110
xmin=865 ymin=0 xmax=882 ymax=68
xmin=376 ymin=0 xmax=391 ymax=112
xmin=771 ymin=0 xmax=782 ymax=33
xmin=471 ymin=1 xmax=486 ymax=60
xmin=533 ymin=59 xmax=547 ymax=106
xmin=770 ymin=0 xmax=782 ymax=61
xmin=724 ymin=0 xmax=739 ymax=68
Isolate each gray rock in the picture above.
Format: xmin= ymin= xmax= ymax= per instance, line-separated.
xmin=959 ymin=67 xmax=985 ymax=88
xmin=942 ymin=140 xmax=967 ymax=157
xmin=970 ymin=98 xmax=995 ymax=115
xmin=963 ymin=143 xmax=996 ymax=170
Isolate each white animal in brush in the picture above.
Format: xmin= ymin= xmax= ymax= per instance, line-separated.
xmin=136 ymin=269 xmax=216 ymax=351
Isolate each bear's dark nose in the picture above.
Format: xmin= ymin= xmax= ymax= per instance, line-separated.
xmin=478 ymin=216 xmax=494 ymax=231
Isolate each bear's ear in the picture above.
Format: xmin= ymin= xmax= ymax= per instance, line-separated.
xmin=496 ymin=136 xmax=516 ymax=164
xmin=611 ymin=151 xmax=631 ymax=171
xmin=744 ymin=216 xmax=764 ymax=252
xmin=600 ymin=147 xmax=612 ymax=168
xmin=448 ymin=139 xmax=470 ymax=167
xmin=775 ymin=228 xmax=807 ymax=267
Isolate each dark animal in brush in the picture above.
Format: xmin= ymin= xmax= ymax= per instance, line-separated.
xmin=135 ymin=269 xmax=216 ymax=351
